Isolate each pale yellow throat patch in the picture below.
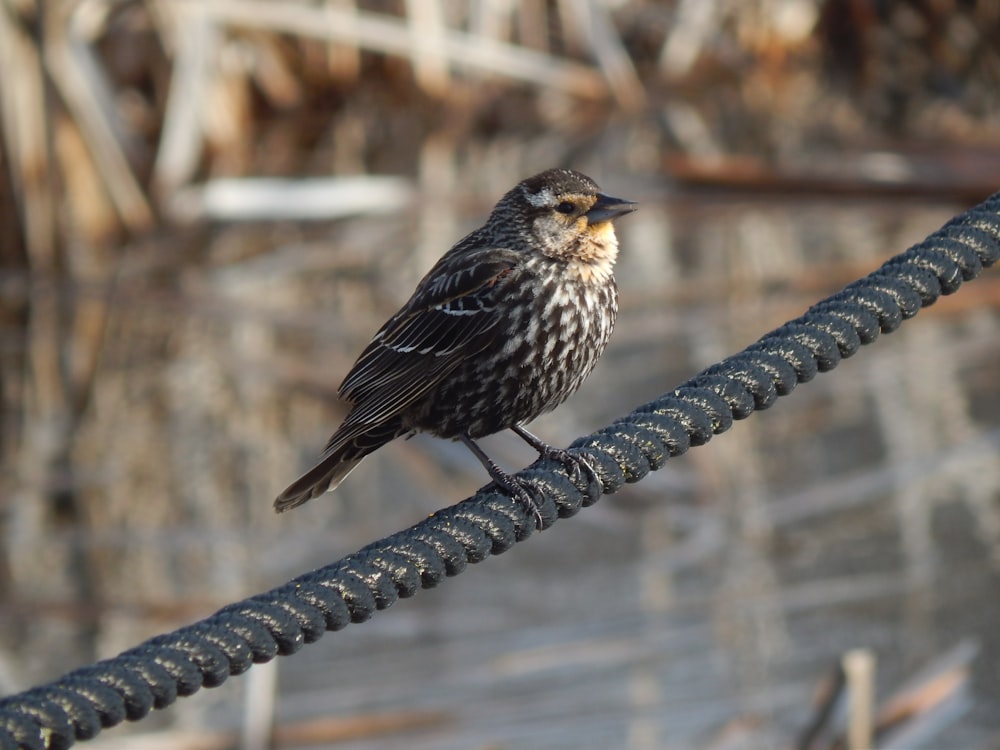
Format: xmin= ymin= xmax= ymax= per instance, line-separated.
xmin=568 ymin=220 xmax=619 ymax=284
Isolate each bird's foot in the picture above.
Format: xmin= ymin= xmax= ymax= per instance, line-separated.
xmin=461 ymin=434 xmax=545 ymax=529
xmin=541 ymin=446 xmax=602 ymax=502
xmin=511 ymin=426 xmax=602 ymax=503
xmin=496 ymin=473 xmax=546 ymax=530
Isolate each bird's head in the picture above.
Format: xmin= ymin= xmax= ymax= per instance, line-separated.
xmin=496 ymin=169 xmax=637 ymax=273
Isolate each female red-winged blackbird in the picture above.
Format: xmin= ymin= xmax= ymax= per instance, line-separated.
xmin=275 ymin=168 xmax=636 ymax=518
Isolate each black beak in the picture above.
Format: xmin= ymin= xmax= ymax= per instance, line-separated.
xmin=585 ymin=192 xmax=637 ymax=225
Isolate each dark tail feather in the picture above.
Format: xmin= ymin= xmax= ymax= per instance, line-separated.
xmin=274 ymin=419 xmax=405 ymax=512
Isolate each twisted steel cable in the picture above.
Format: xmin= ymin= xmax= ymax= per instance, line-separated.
xmin=1 ymin=192 xmax=998 ymax=749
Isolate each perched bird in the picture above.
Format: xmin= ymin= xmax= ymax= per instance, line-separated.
xmin=275 ymin=168 xmax=636 ymax=519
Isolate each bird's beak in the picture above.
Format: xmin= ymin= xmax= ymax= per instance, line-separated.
xmin=585 ymin=192 xmax=637 ymax=225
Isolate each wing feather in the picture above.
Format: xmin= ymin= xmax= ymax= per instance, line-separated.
xmin=335 ymin=248 xmax=520 ymax=427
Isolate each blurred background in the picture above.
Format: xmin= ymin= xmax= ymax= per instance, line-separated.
xmin=2 ymin=1 xmax=1000 ymax=748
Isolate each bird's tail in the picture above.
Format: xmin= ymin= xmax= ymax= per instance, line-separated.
xmin=274 ymin=418 xmax=405 ymax=513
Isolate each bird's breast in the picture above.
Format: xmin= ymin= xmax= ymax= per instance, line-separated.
xmin=493 ymin=263 xmax=618 ymax=418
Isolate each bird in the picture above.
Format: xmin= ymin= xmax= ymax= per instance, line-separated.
xmin=274 ymin=168 xmax=636 ymax=521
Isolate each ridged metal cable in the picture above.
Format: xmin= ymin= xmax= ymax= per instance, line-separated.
xmin=2 ymin=193 xmax=999 ymax=749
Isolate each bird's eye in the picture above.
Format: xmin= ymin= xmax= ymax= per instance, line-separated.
xmin=555 ymin=201 xmax=576 ymax=215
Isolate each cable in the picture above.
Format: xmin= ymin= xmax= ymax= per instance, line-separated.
xmin=1 ymin=193 xmax=998 ymax=749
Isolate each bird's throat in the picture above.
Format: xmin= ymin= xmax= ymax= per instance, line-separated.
xmin=568 ymin=222 xmax=619 ymax=284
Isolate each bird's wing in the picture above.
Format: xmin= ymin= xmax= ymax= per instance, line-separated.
xmin=335 ymin=249 xmax=519 ymax=427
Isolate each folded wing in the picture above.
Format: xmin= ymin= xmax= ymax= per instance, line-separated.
xmin=335 ymin=250 xmax=519 ymax=428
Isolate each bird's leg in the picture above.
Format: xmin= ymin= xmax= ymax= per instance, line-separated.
xmin=460 ymin=434 xmax=544 ymax=529
xmin=511 ymin=425 xmax=601 ymax=500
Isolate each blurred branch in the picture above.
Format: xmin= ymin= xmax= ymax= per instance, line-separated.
xmin=0 ymin=0 xmax=56 ymax=261
xmin=190 ymin=0 xmax=609 ymax=99
xmin=659 ymin=0 xmax=719 ymax=76
xmin=844 ymin=650 xmax=874 ymax=750
xmin=874 ymin=640 xmax=977 ymax=748
xmin=168 ymin=175 xmax=414 ymax=222
xmin=403 ymin=0 xmax=450 ymax=97
xmin=561 ymin=0 xmax=645 ymax=111
xmin=44 ymin=2 xmax=153 ymax=230
xmin=324 ymin=0 xmax=360 ymax=82
xmin=152 ymin=1 xmax=220 ymax=195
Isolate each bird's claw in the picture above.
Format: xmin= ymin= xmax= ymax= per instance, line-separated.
xmin=540 ymin=447 xmax=602 ymax=503
xmin=492 ymin=476 xmax=546 ymax=530
xmin=511 ymin=480 xmax=546 ymax=530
